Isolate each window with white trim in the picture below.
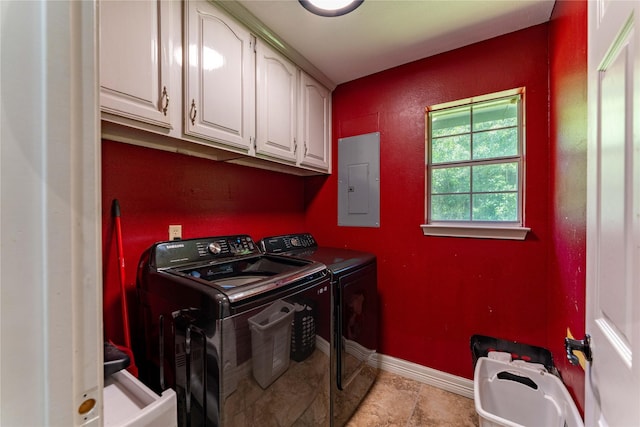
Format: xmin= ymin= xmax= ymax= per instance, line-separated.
xmin=422 ymin=89 xmax=529 ymax=240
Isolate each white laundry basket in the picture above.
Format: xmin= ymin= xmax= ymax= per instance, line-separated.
xmin=474 ymin=357 xmax=583 ymax=427
xmin=248 ymin=300 xmax=295 ymax=389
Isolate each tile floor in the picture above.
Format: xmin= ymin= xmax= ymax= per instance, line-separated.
xmin=346 ymin=371 xmax=479 ymax=427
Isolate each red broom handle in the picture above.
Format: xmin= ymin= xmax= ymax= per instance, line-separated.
xmin=112 ymin=199 xmax=131 ymax=349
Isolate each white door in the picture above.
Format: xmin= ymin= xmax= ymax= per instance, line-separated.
xmin=1 ymin=1 xmax=101 ymax=425
xmin=586 ymin=0 xmax=640 ymax=426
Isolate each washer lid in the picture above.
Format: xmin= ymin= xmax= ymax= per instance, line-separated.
xmin=170 ymin=254 xmax=329 ymax=304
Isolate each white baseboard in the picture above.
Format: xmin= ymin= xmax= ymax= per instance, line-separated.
xmin=374 ymin=353 xmax=474 ymax=400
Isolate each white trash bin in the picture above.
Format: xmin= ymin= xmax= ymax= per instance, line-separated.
xmin=474 ymin=357 xmax=583 ymax=427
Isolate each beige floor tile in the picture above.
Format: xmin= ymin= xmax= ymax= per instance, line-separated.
xmin=348 ymin=371 xmax=479 ymax=427
xmin=407 ymin=384 xmax=478 ymax=427
xmin=346 ymin=371 xmax=420 ymax=427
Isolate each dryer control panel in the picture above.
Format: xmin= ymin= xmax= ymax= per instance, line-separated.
xmin=260 ymin=233 xmax=318 ymax=253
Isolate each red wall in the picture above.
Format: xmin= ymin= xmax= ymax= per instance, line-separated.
xmin=101 ymin=141 xmax=307 ymax=345
xmin=548 ymin=0 xmax=588 ymax=413
xmin=305 ymin=24 xmax=551 ymax=379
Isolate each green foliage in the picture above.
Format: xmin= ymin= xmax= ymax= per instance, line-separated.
xmin=432 ymin=167 xmax=470 ymax=193
xmin=473 ymin=128 xmax=518 ymax=159
xmin=472 ymin=193 xmax=518 ymax=221
xmin=431 ymin=194 xmax=470 ymax=220
xmin=431 ymin=134 xmax=470 ymax=163
xmin=473 ymin=163 xmax=518 ymax=192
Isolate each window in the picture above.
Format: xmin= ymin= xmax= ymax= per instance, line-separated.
xmin=422 ymin=89 xmax=530 ymax=240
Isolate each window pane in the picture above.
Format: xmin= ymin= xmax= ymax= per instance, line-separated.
xmin=473 ymin=97 xmax=518 ymax=131
xmin=431 ymin=106 xmax=470 ymax=137
xmin=432 ymin=166 xmax=470 ymax=194
xmin=473 ymin=128 xmax=518 ymax=159
xmin=472 ymin=163 xmax=518 ymax=192
xmin=472 ymin=193 xmax=518 ymax=221
xmin=432 ymin=134 xmax=471 ymax=163
xmin=431 ymin=194 xmax=470 ymax=220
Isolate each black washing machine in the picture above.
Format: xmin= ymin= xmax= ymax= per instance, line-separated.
xmin=134 ymin=235 xmax=332 ymax=427
xmin=260 ymin=233 xmax=379 ymax=426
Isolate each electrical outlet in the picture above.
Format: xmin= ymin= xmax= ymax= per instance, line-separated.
xmin=169 ymin=225 xmax=182 ymax=241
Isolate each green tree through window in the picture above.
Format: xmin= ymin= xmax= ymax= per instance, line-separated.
xmin=427 ymin=93 xmax=522 ymax=224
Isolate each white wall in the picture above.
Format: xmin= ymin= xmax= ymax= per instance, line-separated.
xmin=0 ymin=1 xmax=102 ymax=425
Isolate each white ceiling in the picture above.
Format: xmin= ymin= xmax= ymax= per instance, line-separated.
xmin=236 ymin=0 xmax=556 ymax=86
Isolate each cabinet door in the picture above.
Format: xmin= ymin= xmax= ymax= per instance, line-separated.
xmin=299 ymin=72 xmax=331 ymax=171
xmin=185 ymin=1 xmax=255 ymax=152
xmin=256 ymin=41 xmax=298 ymax=162
xmin=100 ymin=0 xmax=172 ymax=128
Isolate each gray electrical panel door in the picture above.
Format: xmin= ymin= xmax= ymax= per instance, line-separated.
xmin=338 ymin=132 xmax=380 ymax=227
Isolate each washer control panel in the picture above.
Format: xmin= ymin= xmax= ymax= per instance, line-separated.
xmin=260 ymin=233 xmax=317 ymax=254
xmin=153 ymin=235 xmax=259 ymax=268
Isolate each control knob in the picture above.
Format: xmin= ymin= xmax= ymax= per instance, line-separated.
xmin=208 ymin=242 xmax=222 ymax=254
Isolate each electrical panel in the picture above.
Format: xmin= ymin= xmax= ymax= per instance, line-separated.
xmin=337 ymin=132 xmax=380 ymax=227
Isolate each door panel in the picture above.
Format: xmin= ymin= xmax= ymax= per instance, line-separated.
xmin=587 ymin=0 xmax=639 ymax=425
xmin=598 ymin=38 xmax=632 ymax=345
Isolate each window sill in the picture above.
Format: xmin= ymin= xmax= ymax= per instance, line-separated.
xmin=420 ymin=224 xmax=530 ymax=240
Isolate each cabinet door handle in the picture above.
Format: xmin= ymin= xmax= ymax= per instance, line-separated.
xmin=294 ymin=138 xmax=297 ymax=154
xmin=304 ymin=143 xmax=308 ymax=156
xmin=161 ymin=86 xmax=169 ymax=116
xmin=189 ymin=99 xmax=197 ymax=125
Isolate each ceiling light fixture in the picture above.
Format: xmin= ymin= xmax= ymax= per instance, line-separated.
xmin=299 ymin=0 xmax=364 ymax=17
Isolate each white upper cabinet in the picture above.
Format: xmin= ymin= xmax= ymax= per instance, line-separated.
xmin=299 ymin=72 xmax=331 ymax=171
xmin=256 ymin=40 xmax=298 ymax=162
xmin=184 ymin=1 xmax=255 ymax=152
xmin=99 ymin=0 xmax=331 ymax=174
xmin=100 ymin=0 xmax=176 ymax=129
